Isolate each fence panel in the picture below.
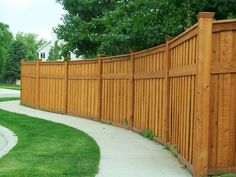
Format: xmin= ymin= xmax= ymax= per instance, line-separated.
xmin=208 ymin=21 xmax=236 ymax=174
xmin=67 ymin=60 xmax=98 ymax=119
xmin=38 ymin=62 xmax=65 ymax=113
xmin=168 ymin=24 xmax=198 ymax=168
xmin=133 ymin=45 xmax=166 ymax=142
xmin=21 ymin=61 xmax=37 ymax=107
xmin=101 ymin=55 xmax=131 ymax=126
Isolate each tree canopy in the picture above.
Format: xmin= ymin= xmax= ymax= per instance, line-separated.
xmin=0 ymin=21 xmax=48 ymax=82
xmin=15 ymin=32 xmax=47 ymax=61
xmin=48 ymin=40 xmax=63 ymax=61
xmin=0 ymin=22 xmax=13 ymax=73
xmin=3 ymin=40 xmax=26 ymax=83
xmin=55 ymin=0 xmax=236 ymax=57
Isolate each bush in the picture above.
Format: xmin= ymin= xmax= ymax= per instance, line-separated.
xmin=140 ymin=128 xmax=154 ymax=140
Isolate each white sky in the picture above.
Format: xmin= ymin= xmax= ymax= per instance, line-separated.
xmin=0 ymin=0 xmax=66 ymax=41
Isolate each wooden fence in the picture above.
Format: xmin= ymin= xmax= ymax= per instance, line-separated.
xmin=21 ymin=12 xmax=236 ymax=177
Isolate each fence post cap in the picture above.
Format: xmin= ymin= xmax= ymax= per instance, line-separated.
xmin=197 ymin=12 xmax=215 ymax=19
xmin=37 ymin=59 xmax=42 ymax=62
xmin=165 ymin=37 xmax=173 ymax=43
xmin=20 ymin=59 xmax=25 ymax=62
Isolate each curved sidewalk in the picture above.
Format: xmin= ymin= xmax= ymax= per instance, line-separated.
xmin=0 ymin=101 xmax=192 ymax=177
xmin=0 ymin=125 xmax=18 ymax=158
xmin=0 ymin=88 xmax=20 ymax=98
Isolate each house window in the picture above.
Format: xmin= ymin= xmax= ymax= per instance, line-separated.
xmin=40 ymin=52 xmax=45 ymax=59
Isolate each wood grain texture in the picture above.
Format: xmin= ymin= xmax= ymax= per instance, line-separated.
xmin=193 ymin=12 xmax=214 ymax=177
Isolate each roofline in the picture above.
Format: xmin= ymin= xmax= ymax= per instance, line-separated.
xmin=37 ymin=41 xmax=51 ymax=52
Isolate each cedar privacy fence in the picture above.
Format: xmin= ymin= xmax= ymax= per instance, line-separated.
xmin=21 ymin=12 xmax=236 ymax=177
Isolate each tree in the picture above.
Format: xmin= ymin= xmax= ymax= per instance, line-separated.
xmin=48 ymin=41 xmax=63 ymax=61
xmin=55 ymin=0 xmax=236 ymax=56
xmin=3 ymin=40 xmax=26 ymax=83
xmin=15 ymin=32 xmax=47 ymax=61
xmin=95 ymin=0 xmax=186 ymax=55
xmin=55 ymin=0 xmax=116 ymax=57
xmin=0 ymin=22 xmax=13 ymax=73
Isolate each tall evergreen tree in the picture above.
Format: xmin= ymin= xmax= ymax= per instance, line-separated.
xmin=3 ymin=41 xmax=26 ymax=83
xmin=0 ymin=22 xmax=13 ymax=73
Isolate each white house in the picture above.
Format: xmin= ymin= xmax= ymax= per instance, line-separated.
xmin=37 ymin=32 xmax=79 ymax=61
xmin=37 ymin=41 xmax=51 ymax=60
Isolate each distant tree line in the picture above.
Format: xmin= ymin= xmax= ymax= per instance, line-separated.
xmin=0 ymin=22 xmax=47 ymax=83
xmin=55 ymin=0 xmax=236 ymax=57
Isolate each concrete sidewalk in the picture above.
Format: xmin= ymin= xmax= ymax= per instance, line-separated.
xmin=0 ymin=125 xmax=18 ymax=158
xmin=0 ymin=128 xmax=7 ymax=151
xmin=0 ymin=88 xmax=20 ymax=98
xmin=0 ymin=101 xmax=192 ymax=177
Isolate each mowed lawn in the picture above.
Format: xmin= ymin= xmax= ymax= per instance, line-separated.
xmin=0 ymin=83 xmax=20 ymax=90
xmin=214 ymin=174 xmax=236 ymax=177
xmin=0 ymin=97 xmax=19 ymax=102
xmin=0 ymin=108 xmax=100 ymax=177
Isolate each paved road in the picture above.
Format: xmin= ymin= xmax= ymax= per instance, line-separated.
xmin=0 ymin=88 xmax=20 ymax=98
xmin=0 ymin=101 xmax=192 ymax=177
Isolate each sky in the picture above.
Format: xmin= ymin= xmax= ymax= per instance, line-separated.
xmin=0 ymin=0 xmax=66 ymax=41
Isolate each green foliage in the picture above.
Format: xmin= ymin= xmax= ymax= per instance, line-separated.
xmin=2 ymin=32 xmax=46 ymax=83
xmin=164 ymin=142 xmax=179 ymax=158
xmin=140 ymin=128 xmax=154 ymax=140
xmin=124 ymin=117 xmax=129 ymax=126
xmin=15 ymin=32 xmax=47 ymax=61
xmin=48 ymin=40 xmax=63 ymax=61
xmin=0 ymin=74 xmax=4 ymax=83
xmin=0 ymin=22 xmax=13 ymax=73
xmin=212 ymin=174 xmax=236 ymax=177
xmin=56 ymin=0 xmax=236 ymax=57
xmin=200 ymin=0 xmax=236 ymax=19
xmin=55 ymin=0 xmax=115 ymax=57
xmin=61 ymin=43 xmax=73 ymax=60
xmin=3 ymin=40 xmax=26 ymax=83
xmin=96 ymin=0 xmax=187 ymax=55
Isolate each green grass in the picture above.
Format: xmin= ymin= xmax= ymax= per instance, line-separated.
xmin=0 ymin=109 xmax=100 ymax=177
xmin=140 ymin=128 xmax=154 ymax=140
xmin=0 ymin=83 xmax=20 ymax=90
xmin=0 ymin=97 xmax=20 ymax=102
xmin=212 ymin=174 xmax=236 ymax=177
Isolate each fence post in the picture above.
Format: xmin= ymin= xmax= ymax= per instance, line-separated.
xmin=20 ymin=59 xmax=25 ymax=104
xmin=64 ymin=61 xmax=68 ymax=114
xmin=193 ymin=12 xmax=215 ymax=177
xmin=129 ymin=51 xmax=135 ymax=129
xmin=35 ymin=59 xmax=41 ymax=109
xmin=163 ymin=39 xmax=171 ymax=144
xmin=98 ymin=55 xmax=105 ymax=120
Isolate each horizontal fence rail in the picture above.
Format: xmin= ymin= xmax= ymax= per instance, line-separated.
xmin=21 ymin=12 xmax=236 ymax=177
